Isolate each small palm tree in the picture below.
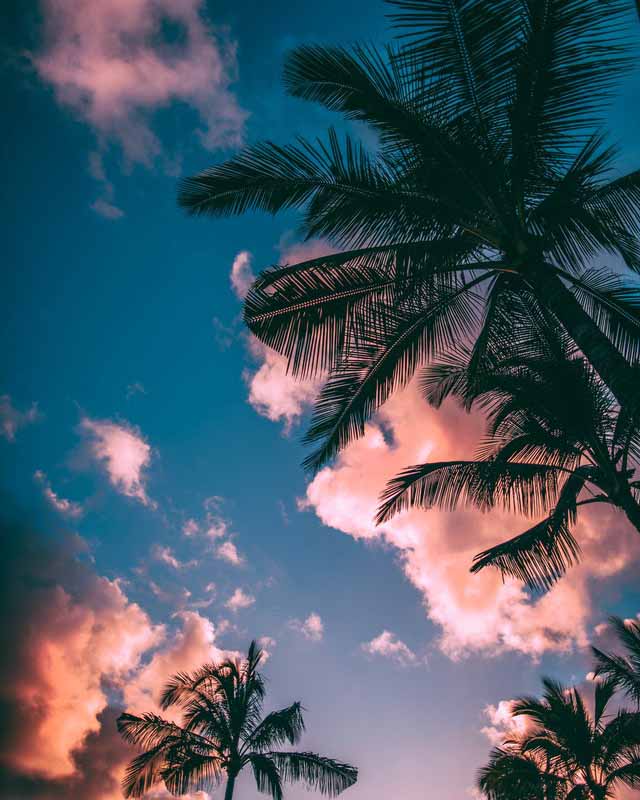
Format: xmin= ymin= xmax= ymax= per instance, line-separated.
xmin=116 ymin=642 xmax=357 ymax=799
xmin=593 ymin=616 xmax=640 ymax=706
xmin=179 ymin=0 xmax=640 ymax=474
xmin=377 ymin=315 xmax=640 ymax=591
xmin=478 ymin=677 xmax=640 ymax=800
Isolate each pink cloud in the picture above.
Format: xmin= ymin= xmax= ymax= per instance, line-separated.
xmin=152 ymin=544 xmax=196 ymax=570
xmin=216 ymin=540 xmax=244 ymax=566
xmin=244 ymin=337 xmax=319 ymax=433
xmin=0 ymin=394 xmax=40 ymax=441
xmin=289 ymin=612 xmax=324 ymax=642
xmin=34 ymin=470 xmax=83 ymax=519
xmin=230 ymin=250 xmax=255 ymax=300
xmin=91 ymin=198 xmax=125 ymax=219
xmin=225 ymin=587 xmax=255 ymax=612
xmin=0 ymin=520 xmax=237 ymax=796
xmin=481 ymin=699 xmax=536 ymax=745
xmin=80 ymin=416 xmax=155 ymax=507
xmin=34 ymin=0 xmax=247 ymax=210
xmin=362 ymin=630 xmax=421 ymax=667
xmin=300 ymin=384 xmax=640 ymax=659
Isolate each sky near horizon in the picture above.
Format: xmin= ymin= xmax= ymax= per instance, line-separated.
xmin=3 ymin=2 xmax=640 ymax=799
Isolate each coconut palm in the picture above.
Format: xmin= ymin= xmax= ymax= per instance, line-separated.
xmin=377 ymin=310 xmax=640 ymax=591
xmin=593 ymin=616 xmax=640 ymax=706
xmin=478 ymin=677 xmax=640 ymax=800
xmin=116 ymin=641 xmax=357 ymax=799
xmin=179 ymin=0 xmax=640 ymax=473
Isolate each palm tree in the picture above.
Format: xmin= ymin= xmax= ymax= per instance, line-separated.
xmin=376 ymin=314 xmax=640 ymax=591
xmin=593 ymin=616 xmax=640 ymax=706
xmin=179 ymin=0 xmax=640 ymax=473
xmin=478 ymin=677 xmax=640 ymax=800
xmin=116 ymin=641 xmax=357 ymax=799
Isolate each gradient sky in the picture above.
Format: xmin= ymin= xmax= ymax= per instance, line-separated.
xmin=3 ymin=2 xmax=640 ymax=799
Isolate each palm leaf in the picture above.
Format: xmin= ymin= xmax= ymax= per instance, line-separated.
xmin=267 ymin=752 xmax=358 ymax=796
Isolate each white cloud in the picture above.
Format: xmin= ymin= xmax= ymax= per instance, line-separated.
xmin=225 ymin=588 xmax=255 ymax=612
xmin=290 ymin=612 xmax=324 ymax=642
xmin=182 ymin=518 xmax=200 ymax=537
xmin=0 ymin=395 xmax=40 ymax=442
xmin=362 ymin=630 xmax=421 ymax=667
xmin=80 ymin=416 xmax=155 ymax=507
xmin=152 ymin=545 xmax=195 ymax=571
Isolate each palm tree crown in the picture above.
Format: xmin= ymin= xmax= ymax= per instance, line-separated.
xmin=377 ymin=315 xmax=640 ymax=591
xmin=117 ymin=641 xmax=358 ymax=799
xmin=478 ymin=677 xmax=640 ymax=800
xmin=179 ymin=0 xmax=640 ymax=474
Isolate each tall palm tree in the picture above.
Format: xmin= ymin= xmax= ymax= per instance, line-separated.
xmin=377 ymin=312 xmax=640 ymax=591
xmin=179 ymin=0 xmax=640 ymax=473
xmin=116 ymin=642 xmax=357 ymax=799
xmin=593 ymin=616 xmax=640 ymax=706
xmin=478 ymin=677 xmax=640 ymax=800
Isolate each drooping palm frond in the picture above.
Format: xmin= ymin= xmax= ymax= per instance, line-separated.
xmin=592 ymin=616 xmax=640 ymax=706
xmin=244 ymin=703 xmax=306 ymax=752
xmin=267 ymin=752 xmax=358 ymax=797
xmin=249 ymin=754 xmax=284 ymax=800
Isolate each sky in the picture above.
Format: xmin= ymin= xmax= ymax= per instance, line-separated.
xmin=2 ymin=2 xmax=640 ymax=799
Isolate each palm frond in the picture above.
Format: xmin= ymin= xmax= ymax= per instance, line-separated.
xmin=249 ymin=754 xmax=284 ymax=800
xmin=267 ymin=752 xmax=358 ymax=796
xmin=245 ymin=703 xmax=306 ymax=752
xmin=592 ymin=616 xmax=640 ymax=706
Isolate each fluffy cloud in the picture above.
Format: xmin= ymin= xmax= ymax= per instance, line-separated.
xmin=300 ymin=384 xmax=640 ymax=660
xmin=230 ymin=250 xmax=255 ymax=300
xmin=34 ymin=470 xmax=83 ymax=519
xmin=0 ymin=394 xmax=40 ymax=441
xmin=216 ymin=540 xmax=244 ymax=566
xmin=225 ymin=587 xmax=255 ymax=612
xmin=362 ymin=631 xmax=421 ymax=667
xmin=481 ymin=700 xmax=535 ymax=745
xmin=34 ymin=0 xmax=246 ymax=168
xmin=244 ymin=337 xmax=319 ymax=433
xmin=80 ymin=416 xmax=155 ymax=507
xmin=0 ymin=513 xmax=235 ymax=798
xmin=289 ymin=612 xmax=324 ymax=642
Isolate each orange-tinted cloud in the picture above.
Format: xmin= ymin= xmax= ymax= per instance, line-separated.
xmin=300 ymin=384 xmax=640 ymax=659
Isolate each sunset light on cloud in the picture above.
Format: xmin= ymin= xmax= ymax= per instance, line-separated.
xmin=4 ymin=1 xmax=640 ymax=800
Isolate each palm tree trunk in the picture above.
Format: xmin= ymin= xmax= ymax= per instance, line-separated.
xmin=224 ymin=772 xmax=237 ymax=800
xmin=526 ymin=270 xmax=638 ymax=412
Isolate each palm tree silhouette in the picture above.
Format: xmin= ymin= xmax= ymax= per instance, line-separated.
xmin=179 ymin=0 xmax=640 ymax=473
xmin=377 ymin=315 xmax=640 ymax=591
xmin=478 ymin=677 xmax=640 ymax=800
xmin=117 ymin=641 xmax=357 ymax=799
xmin=593 ymin=616 xmax=640 ymax=706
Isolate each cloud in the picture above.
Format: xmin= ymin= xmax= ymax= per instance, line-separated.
xmin=0 ymin=516 xmax=163 ymax=783
xmin=34 ymin=0 xmax=247 ymax=214
xmin=230 ymin=251 xmax=255 ymax=300
xmin=225 ymin=587 xmax=255 ymax=612
xmin=0 ymin=394 xmax=40 ymax=441
xmin=0 ymin=511 xmax=236 ymax=797
xmin=289 ymin=612 xmax=324 ymax=642
xmin=244 ymin=337 xmax=319 ymax=433
xmin=299 ymin=383 xmax=640 ymax=660
xmin=80 ymin=416 xmax=155 ymax=507
xmin=481 ymin=700 xmax=536 ymax=745
xmin=152 ymin=544 xmax=195 ymax=570
xmin=34 ymin=470 xmax=83 ymax=519
xmin=216 ymin=540 xmax=244 ymax=566
xmin=91 ymin=198 xmax=125 ymax=220
xmin=362 ymin=630 xmax=421 ymax=667
xmin=182 ymin=518 xmax=200 ymax=537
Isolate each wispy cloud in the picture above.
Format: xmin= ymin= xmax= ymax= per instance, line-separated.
xmin=34 ymin=0 xmax=247 ymax=213
xmin=225 ymin=588 xmax=255 ymax=612
xmin=230 ymin=251 xmax=255 ymax=300
xmin=0 ymin=395 xmax=40 ymax=442
xmin=34 ymin=470 xmax=83 ymax=519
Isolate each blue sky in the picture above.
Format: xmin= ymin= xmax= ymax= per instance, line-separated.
xmin=3 ymin=2 xmax=640 ymax=799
